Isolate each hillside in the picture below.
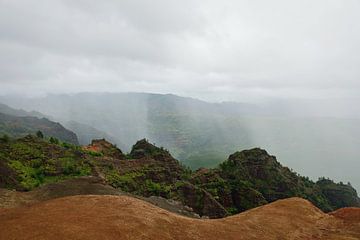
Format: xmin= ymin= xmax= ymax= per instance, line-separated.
xmin=63 ymin=120 xmax=126 ymax=148
xmin=2 ymin=93 xmax=360 ymax=192
xmin=192 ymin=148 xmax=360 ymax=213
xmin=0 ymin=113 xmax=79 ymax=145
xmin=0 ymin=135 xmax=358 ymax=218
xmin=0 ymin=103 xmax=45 ymax=118
xmin=0 ymin=195 xmax=359 ymax=240
xmin=0 ymin=103 xmax=79 ymax=144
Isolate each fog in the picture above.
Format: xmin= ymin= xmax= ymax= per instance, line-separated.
xmin=0 ymin=1 xmax=360 ymax=190
xmin=1 ymin=0 xmax=360 ymax=103
xmin=1 ymin=93 xmax=360 ymax=193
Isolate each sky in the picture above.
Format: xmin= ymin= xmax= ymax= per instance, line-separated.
xmin=0 ymin=0 xmax=360 ymax=103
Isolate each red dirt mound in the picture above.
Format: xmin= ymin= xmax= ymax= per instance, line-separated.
xmin=0 ymin=195 xmax=359 ymax=240
xmin=330 ymin=207 xmax=360 ymax=222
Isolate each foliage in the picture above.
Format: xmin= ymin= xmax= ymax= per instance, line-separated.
xmin=49 ymin=137 xmax=59 ymax=144
xmin=1 ymin=136 xmax=92 ymax=190
xmin=106 ymin=171 xmax=144 ymax=192
xmin=1 ymin=135 xmax=358 ymax=218
xmin=0 ymin=134 xmax=9 ymax=143
xmin=0 ymin=111 xmax=79 ymax=144
xmin=36 ymin=130 xmax=44 ymax=139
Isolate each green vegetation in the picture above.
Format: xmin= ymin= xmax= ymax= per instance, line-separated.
xmin=49 ymin=137 xmax=59 ymax=144
xmin=0 ymin=111 xmax=79 ymax=145
xmin=36 ymin=130 xmax=44 ymax=139
xmin=0 ymin=135 xmax=91 ymax=190
xmin=0 ymin=134 xmax=9 ymax=143
xmin=106 ymin=171 xmax=144 ymax=192
xmin=316 ymin=177 xmax=360 ymax=210
xmin=105 ymin=169 xmax=172 ymax=197
xmin=129 ymin=138 xmax=171 ymax=159
xmin=203 ymin=148 xmax=357 ymax=212
xmin=0 ymin=135 xmax=358 ymax=218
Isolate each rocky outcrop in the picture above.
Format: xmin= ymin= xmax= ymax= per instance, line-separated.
xmin=83 ymin=139 xmax=125 ymax=159
xmin=129 ymin=138 xmax=171 ymax=159
xmin=1 ymin=136 xmax=359 ymax=219
xmin=316 ymin=178 xmax=360 ymax=209
xmin=191 ymin=165 xmax=267 ymax=214
xmin=218 ymin=148 xmax=360 ymax=213
xmin=174 ymin=182 xmax=228 ymax=218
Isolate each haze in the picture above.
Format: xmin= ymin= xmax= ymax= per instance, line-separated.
xmin=1 ymin=1 xmax=360 ymax=190
xmin=1 ymin=0 xmax=359 ymax=103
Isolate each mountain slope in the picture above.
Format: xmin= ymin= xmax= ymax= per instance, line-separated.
xmin=0 ymin=135 xmax=88 ymax=190
xmin=63 ymin=120 xmax=127 ymax=148
xmin=2 ymin=93 xmax=360 ymax=192
xmin=0 ymin=103 xmax=45 ymax=118
xmin=192 ymin=148 xmax=360 ymax=213
xmin=0 ymin=195 xmax=359 ymax=240
xmin=0 ymin=103 xmax=79 ymax=144
xmin=0 ymin=112 xmax=79 ymax=145
xmin=1 ymin=135 xmax=358 ymax=218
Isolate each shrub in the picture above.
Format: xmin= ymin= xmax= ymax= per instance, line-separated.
xmin=49 ymin=137 xmax=59 ymax=144
xmin=0 ymin=134 xmax=10 ymax=143
xmin=36 ymin=130 xmax=44 ymax=139
xmin=8 ymin=160 xmax=41 ymax=190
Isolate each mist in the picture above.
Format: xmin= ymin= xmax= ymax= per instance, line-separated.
xmin=1 ymin=1 xmax=360 ymax=191
xmin=0 ymin=92 xmax=359 ymax=193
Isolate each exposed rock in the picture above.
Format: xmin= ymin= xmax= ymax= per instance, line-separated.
xmin=175 ymin=181 xmax=228 ymax=218
xmin=316 ymin=178 xmax=360 ymax=209
xmin=191 ymin=166 xmax=267 ymax=214
xmin=83 ymin=139 xmax=125 ymax=159
xmin=129 ymin=138 xmax=172 ymax=159
xmin=1 ymin=136 xmax=359 ymax=220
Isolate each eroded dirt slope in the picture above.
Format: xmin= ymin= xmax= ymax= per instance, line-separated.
xmin=0 ymin=195 xmax=359 ymax=240
xmin=0 ymin=176 xmax=200 ymax=218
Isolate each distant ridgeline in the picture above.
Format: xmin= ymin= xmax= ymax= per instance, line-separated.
xmin=0 ymin=103 xmax=78 ymax=145
xmin=4 ymin=92 xmax=360 ymax=196
xmin=0 ymin=135 xmax=359 ymax=218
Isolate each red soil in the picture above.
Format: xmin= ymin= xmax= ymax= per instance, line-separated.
xmin=0 ymin=195 xmax=359 ymax=240
xmin=330 ymin=207 xmax=360 ymax=222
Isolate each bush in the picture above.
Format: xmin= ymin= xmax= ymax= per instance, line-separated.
xmin=106 ymin=171 xmax=144 ymax=191
xmin=8 ymin=160 xmax=41 ymax=190
xmin=49 ymin=137 xmax=59 ymax=144
xmin=36 ymin=130 xmax=44 ymax=139
xmin=0 ymin=134 xmax=10 ymax=143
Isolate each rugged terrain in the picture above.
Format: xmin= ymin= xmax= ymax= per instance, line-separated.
xmin=0 ymin=177 xmax=199 ymax=218
xmin=3 ymin=93 xmax=360 ymax=193
xmin=0 ymin=107 xmax=78 ymax=145
xmin=0 ymin=135 xmax=359 ymax=219
xmin=0 ymin=195 xmax=359 ymax=240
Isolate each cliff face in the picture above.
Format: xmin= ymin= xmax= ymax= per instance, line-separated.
xmin=316 ymin=178 xmax=360 ymax=209
xmin=1 ymin=136 xmax=359 ymax=218
xmin=89 ymin=139 xmax=228 ymax=217
xmin=209 ymin=148 xmax=360 ymax=213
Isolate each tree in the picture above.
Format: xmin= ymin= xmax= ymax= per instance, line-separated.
xmin=36 ymin=130 xmax=44 ymax=139
xmin=49 ymin=137 xmax=59 ymax=144
xmin=0 ymin=134 xmax=9 ymax=143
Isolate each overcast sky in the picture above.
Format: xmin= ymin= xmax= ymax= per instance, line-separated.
xmin=0 ymin=0 xmax=360 ymax=103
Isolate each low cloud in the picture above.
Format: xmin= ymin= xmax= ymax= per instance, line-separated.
xmin=0 ymin=0 xmax=359 ymax=103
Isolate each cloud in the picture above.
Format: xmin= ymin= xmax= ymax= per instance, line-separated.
xmin=0 ymin=0 xmax=359 ymax=102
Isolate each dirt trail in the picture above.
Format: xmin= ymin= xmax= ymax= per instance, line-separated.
xmin=0 ymin=195 xmax=359 ymax=240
